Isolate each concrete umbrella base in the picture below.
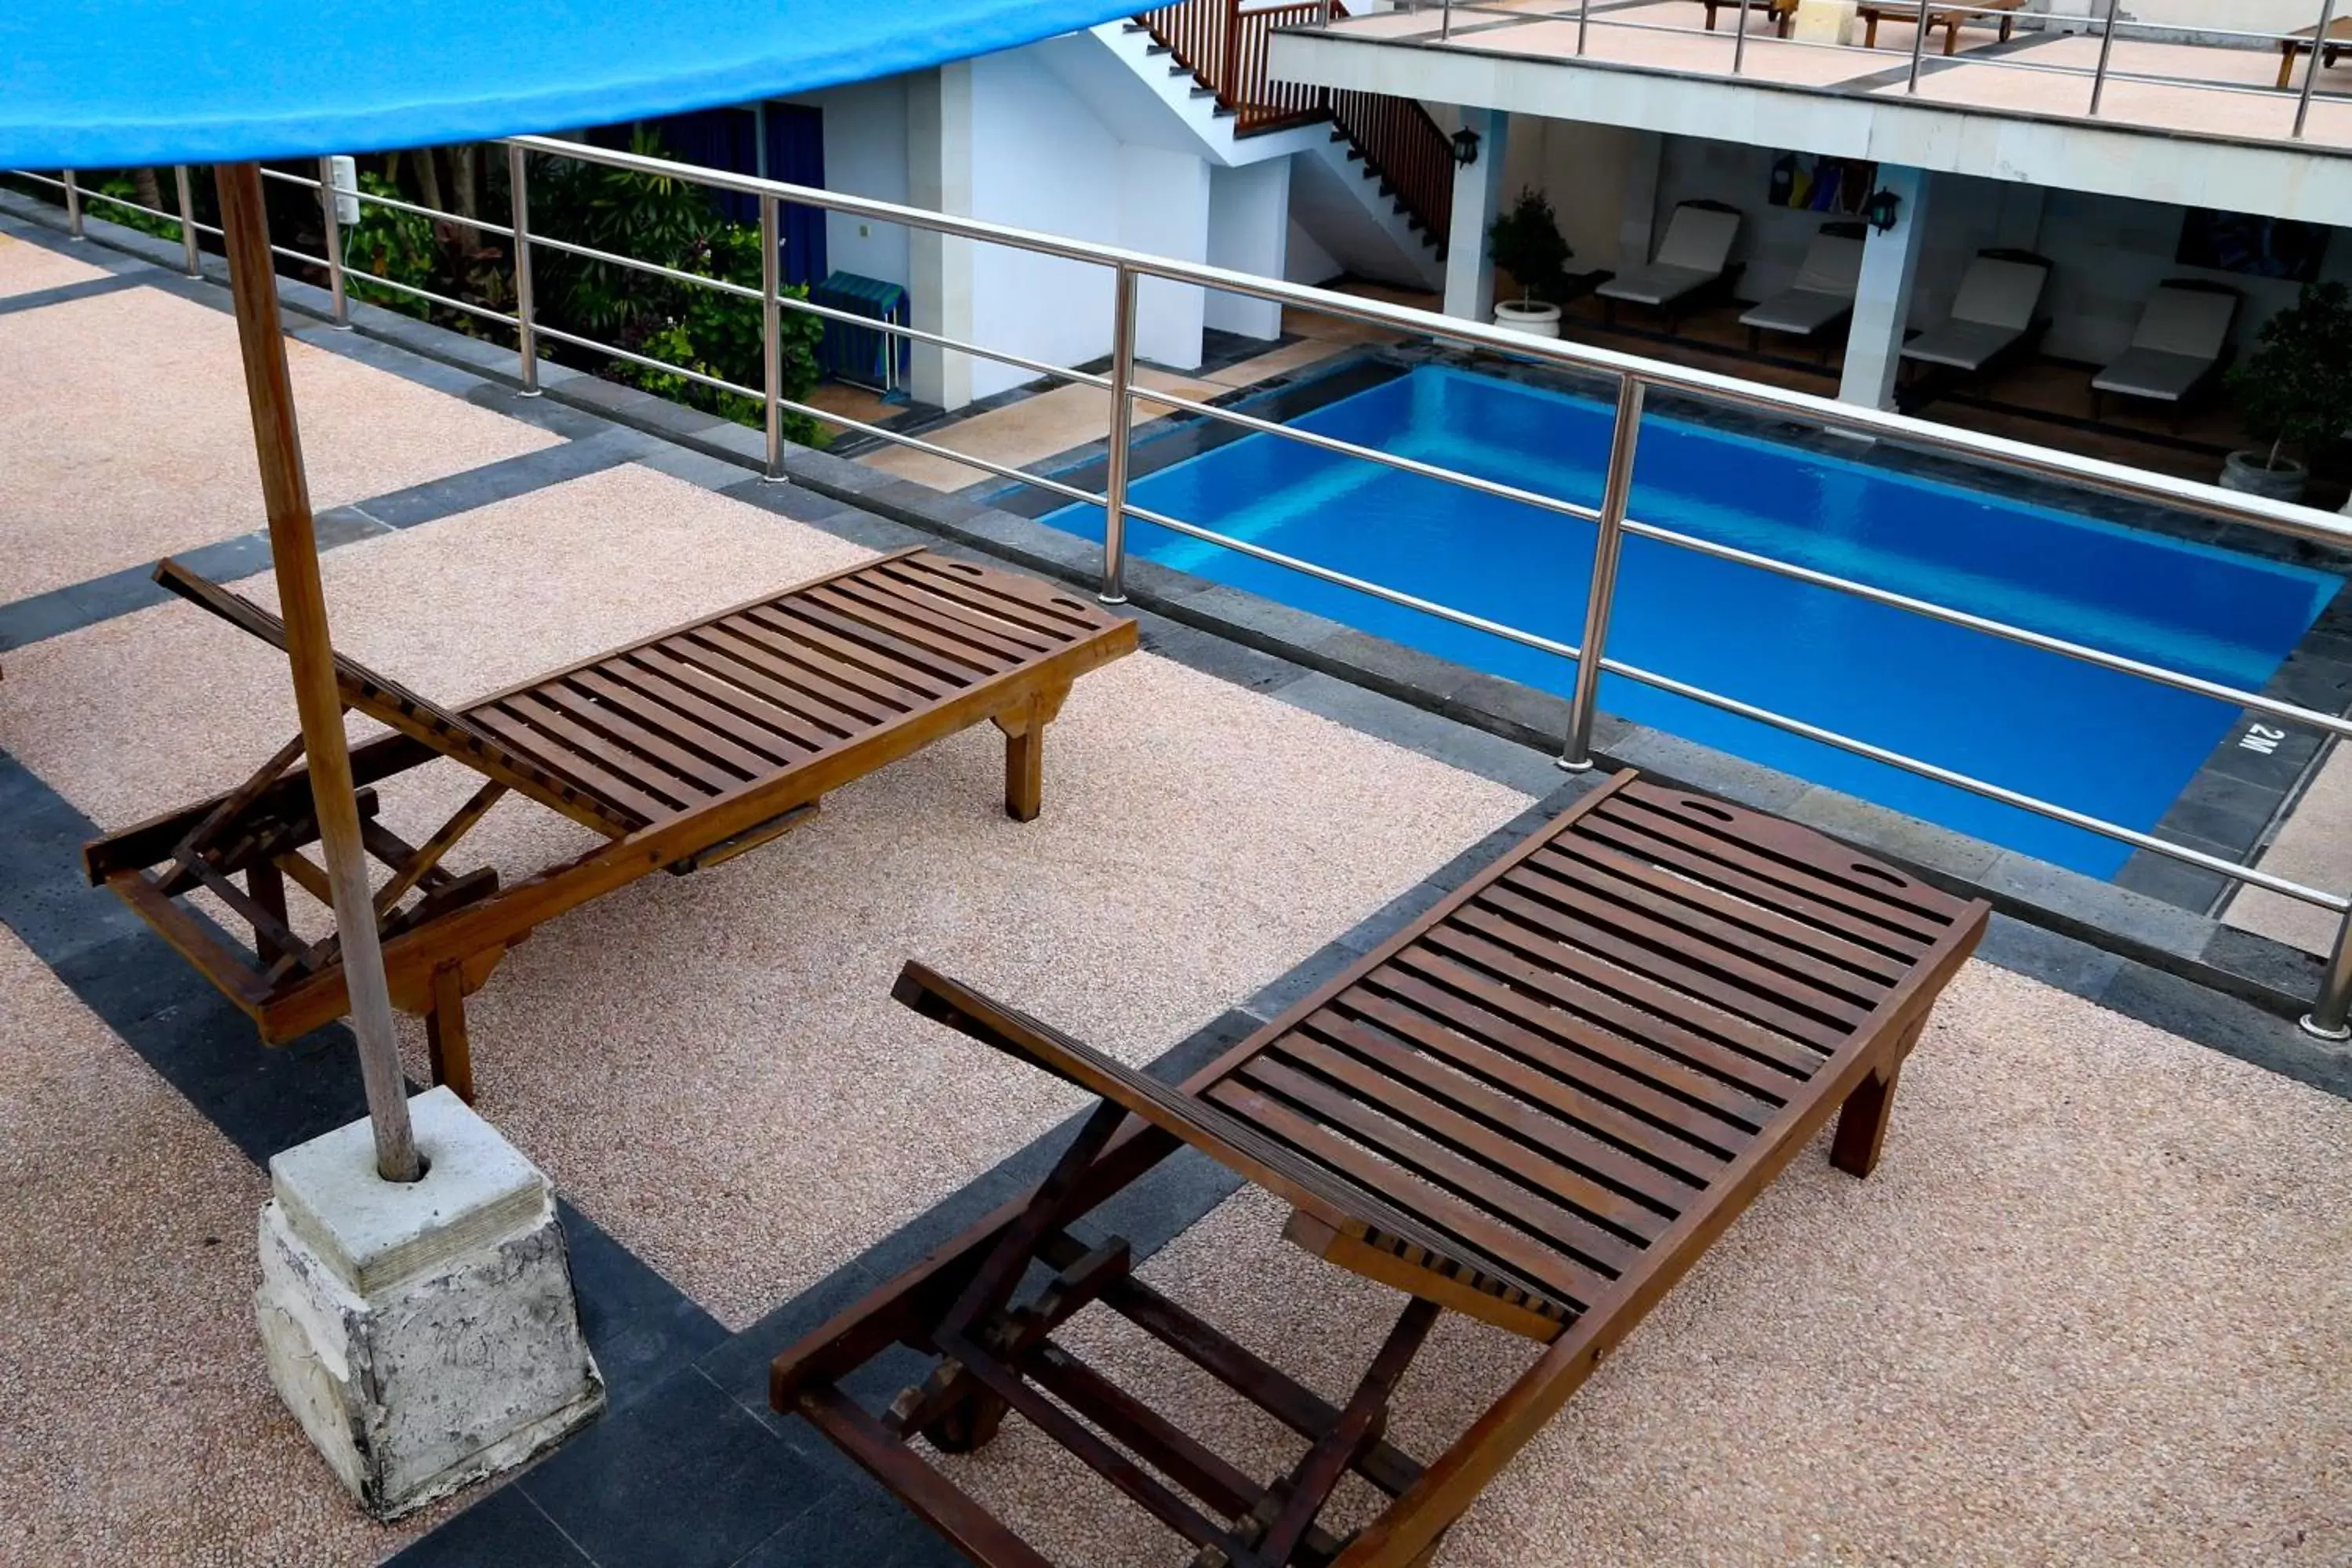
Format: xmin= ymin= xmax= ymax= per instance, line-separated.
xmin=254 ymin=1087 xmax=605 ymax=1520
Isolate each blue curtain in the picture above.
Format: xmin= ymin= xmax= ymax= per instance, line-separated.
xmin=764 ymin=103 xmax=828 ymax=289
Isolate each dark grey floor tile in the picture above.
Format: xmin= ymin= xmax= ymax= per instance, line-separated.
xmin=386 ymin=1483 xmax=590 ymax=1567
xmin=519 ymin=1368 xmax=838 ymax=1568
xmin=561 ymin=1200 xmax=728 ymax=1414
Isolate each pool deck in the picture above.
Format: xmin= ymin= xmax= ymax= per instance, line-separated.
xmin=4 ymin=209 xmax=2350 ymax=1568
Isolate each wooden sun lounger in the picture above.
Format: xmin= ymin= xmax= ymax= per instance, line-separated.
xmin=1858 ymin=0 xmax=2021 ymax=54
xmin=771 ymin=771 xmax=1989 ymax=1567
xmin=84 ymin=546 xmax=1136 ymax=1100
xmin=2278 ymin=15 xmax=2352 ymax=89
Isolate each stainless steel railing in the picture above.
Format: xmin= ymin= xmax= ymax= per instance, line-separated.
xmin=11 ymin=136 xmax=2352 ymax=1036
xmin=1425 ymin=0 xmax=2352 ymax=142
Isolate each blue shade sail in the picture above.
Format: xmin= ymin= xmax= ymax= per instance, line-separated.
xmin=0 ymin=0 xmax=1136 ymax=168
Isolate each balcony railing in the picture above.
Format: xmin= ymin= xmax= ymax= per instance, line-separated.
xmin=10 ymin=134 xmax=2352 ymax=1036
xmin=1406 ymin=0 xmax=2351 ymax=143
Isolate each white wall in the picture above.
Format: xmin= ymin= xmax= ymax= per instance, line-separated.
xmin=1286 ymin=218 xmax=1343 ymax=285
xmin=961 ymin=48 xmax=1219 ymax=397
xmin=1207 ymin=161 xmax=1290 ymax=339
xmin=2119 ymin=0 xmax=2325 ymax=37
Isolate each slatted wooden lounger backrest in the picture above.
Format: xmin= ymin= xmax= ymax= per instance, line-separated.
xmin=900 ymin=771 xmax=1987 ymax=1348
xmin=154 ymin=558 xmax=643 ymax=834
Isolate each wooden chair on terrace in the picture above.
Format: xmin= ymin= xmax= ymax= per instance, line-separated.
xmin=771 ymin=770 xmax=1990 ymax=1567
xmin=84 ymin=547 xmax=1135 ymax=1100
xmin=1697 ymin=0 xmax=1797 ymax=36
xmin=1858 ymin=0 xmax=2023 ymax=54
xmin=2278 ymin=14 xmax=2352 ymax=89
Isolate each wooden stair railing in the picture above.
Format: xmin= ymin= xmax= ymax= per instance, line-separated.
xmin=1132 ymin=0 xmax=1454 ymax=251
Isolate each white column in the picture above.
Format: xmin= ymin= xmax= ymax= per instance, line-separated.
xmin=1206 ymin=159 xmax=1290 ymax=341
xmin=1442 ymin=109 xmax=1511 ymax=322
xmin=1120 ymin=146 xmax=1210 ymax=370
xmin=907 ymin=63 xmax=975 ymax=411
xmin=1838 ymin=165 xmax=1933 ymax=412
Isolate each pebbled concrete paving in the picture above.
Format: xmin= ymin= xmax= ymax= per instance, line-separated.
xmin=0 ymin=925 xmax=433 ymax=1566
xmin=0 ymin=459 xmax=1533 ymax=1329
xmin=0 ymin=225 xmax=107 ymax=296
xmin=942 ymin=961 xmax=2352 ymax=1566
xmin=0 ymin=283 xmax=557 ymax=601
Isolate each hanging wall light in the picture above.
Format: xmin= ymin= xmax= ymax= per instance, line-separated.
xmin=1862 ymin=187 xmax=1904 ymax=233
xmin=1450 ymin=126 xmax=1481 ymax=167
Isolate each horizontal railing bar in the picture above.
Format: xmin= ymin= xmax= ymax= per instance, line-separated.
xmin=1137 ymin=385 xmax=1606 ymax=524
xmin=74 ymin=188 xmax=191 ymax=230
xmin=348 ymin=182 xmax=516 ymax=238
xmin=501 ymin=134 xmax=2352 ymax=555
xmin=258 ymin=165 xmax=324 ymax=191
xmin=1421 ymin=1 xmax=2332 ymax=53
xmin=345 ymin=267 xmax=519 ymax=327
xmin=779 ymin=293 xmax=1115 ymax=391
xmin=269 ymin=241 xmax=325 ymax=268
xmin=10 ymin=170 xmax=67 ymax=190
xmin=1121 ymin=499 xmax=1585 ymax=659
xmin=523 ymin=227 xmax=1114 ymax=392
xmin=531 ymin=321 xmax=751 ymax=397
xmin=770 ymin=397 xmax=1111 ymax=506
xmin=1618 ymin=516 xmax=2352 ymax=740
xmin=521 ymin=230 xmax=759 ymax=299
xmin=1599 ymin=654 xmax=2350 ymax=909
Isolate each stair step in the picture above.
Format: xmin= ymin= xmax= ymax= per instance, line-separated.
xmin=1122 ymin=20 xmax=1149 ymax=31
xmin=1189 ymin=85 xmax=1219 ymax=99
xmin=1345 ymin=147 xmax=1366 ymax=162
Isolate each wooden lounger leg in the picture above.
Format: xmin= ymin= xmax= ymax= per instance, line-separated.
xmin=426 ymin=963 xmax=476 ymax=1105
xmin=1831 ymin=1017 xmax=1924 ymax=1178
xmin=991 ymin=684 xmax=1069 ymax=823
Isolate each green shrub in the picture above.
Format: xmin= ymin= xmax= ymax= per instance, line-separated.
xmin=2229 ymin=281 xmax=2352 ymax=472
xmin=1486 ymin=187 xmax=1572 ymax=306
xmin=533 ymin=131 xmax=825 ymax=441
xmin=92 ymin=175 xmax=181 ymax=242
xmin=343 ymin=172 xmax=436 ymax=318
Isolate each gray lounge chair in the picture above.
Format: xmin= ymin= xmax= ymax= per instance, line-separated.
xmin=1900 ymin=252 xmax=2050 ymax=379
xmin=1740 ymin=225 xmax=1866 ymax=358
xmin=2091 ymin=281 xmax=2239 ymax=420
xmin=1598 ymin=201 xmax=1744 ymax=330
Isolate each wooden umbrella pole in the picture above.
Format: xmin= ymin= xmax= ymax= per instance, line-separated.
xmin=215 ymin=162 xmax=421 ymax=1182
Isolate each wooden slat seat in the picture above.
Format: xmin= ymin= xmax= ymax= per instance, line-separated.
xmin=88 ymin=547 xmax=1136 ymax=1098
xmin=770 ymin=771 xmax=1987 ymax=1566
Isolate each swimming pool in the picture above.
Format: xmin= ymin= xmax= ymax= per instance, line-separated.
xmin=1040 ymin=364 xmax=2343 ymax=877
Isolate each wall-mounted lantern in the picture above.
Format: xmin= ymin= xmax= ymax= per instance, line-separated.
xmin=1450 ymin=126 xmax=1481 ymax=167
xmin=1862 ymin=187 xmax=1903 ymax=234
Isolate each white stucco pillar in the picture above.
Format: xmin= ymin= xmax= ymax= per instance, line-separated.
xmin=907 ymin=63 xmax=975 ymax=411
xmin=1442 ymin=109 xmax=1511 ymax=322
xmin=1838 ymin=165 xmax=1933 ymax=412
xmin=1614 ymin=129 xmax=1664 ymax=270
xmin=1206 ymin=159 xmax=1290 ymax=341
xmin=1120 ymin=146 xmax=1210 ymax=369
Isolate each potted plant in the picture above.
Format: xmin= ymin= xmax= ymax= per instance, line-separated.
xmin=1486 ymin=187 xmax=1570 ymax=337
xmin=2223 ymin=280 xmax=2352 ymax=507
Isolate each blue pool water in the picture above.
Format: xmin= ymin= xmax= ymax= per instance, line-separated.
xmin=1042 ymin=365 xmax=2342 ymax=876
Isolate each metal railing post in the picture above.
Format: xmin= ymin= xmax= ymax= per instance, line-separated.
xmin=1577 ymin=0 xmax=1593 ymax=54
xmin=1440 ymin=0 xmax=1454 ymax=42
xmin=1560 ymin=375 xmax=1646 ymax=771
xmin=2304 ymin=911 xmax=2352 ymax=1039
xmin=760 ymin=192 xmax=786 ymax=481
xmin=2088 ymin=0 xmax=2122 ymax=115
xmin=318 ymin=155 xmax=350 ymax=328
xmin=506 ymin=143 xmax=541 ymax=395
xmin=1905 ymin=2 xmax=1931 ymax=93
xmin=62 ymin=170 xmax=84 ymax=238
xmin=1733 ymin=0 xmax=1752 ymax=74
xmin=1100 ymin=266 xmax=1141 ymax=605
xmin=173 ymin=165 xmax=201 ymax=276
xmin=2296 ymin=0 xmax=2339 ymax=137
